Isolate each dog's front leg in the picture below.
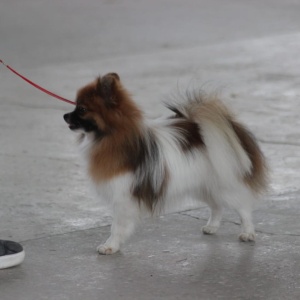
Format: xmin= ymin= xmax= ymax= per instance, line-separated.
xmin=97 ymin=195 xmax=140 ymax=255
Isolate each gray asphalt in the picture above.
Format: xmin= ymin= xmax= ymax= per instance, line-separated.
xmin=0 ymin=1 xmax=300 ymax=299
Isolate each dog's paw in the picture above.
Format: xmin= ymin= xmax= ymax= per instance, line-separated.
xmin=97 ymin=244 xmax=120 ymax=255
xmin=239 ymin=232 xmax=256 ymax=242
xmin=202 ymin=225 xmax=218 ymax=235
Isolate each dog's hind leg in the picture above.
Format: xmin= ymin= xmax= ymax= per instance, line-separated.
xmin=236 ymin=208 xmax=256 ymax=242
xmin=225 ymin=186 xmax=257 ymax=242
xmin=202 ymin=198 xmax=223 ymax=235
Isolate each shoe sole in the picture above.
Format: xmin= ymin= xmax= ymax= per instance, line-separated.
xmin=0 ymin=250 xmax=25 ymax=269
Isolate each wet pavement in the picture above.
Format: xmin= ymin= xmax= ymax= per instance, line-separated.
xmin=0 ymin=1 xmax=300 ymax=299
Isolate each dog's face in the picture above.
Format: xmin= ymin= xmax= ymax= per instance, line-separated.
xmin=63 ymin=73 xmax=125 ymax=137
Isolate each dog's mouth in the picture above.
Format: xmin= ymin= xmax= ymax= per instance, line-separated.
xmin=64 ymin=113 xmax=100 ymax=134
xmin=64 ymin=113 xmax=80 ymax=131
xmin=69 ymin=124 xmax=79 ymax=130
xmin=65 ymin=120 xmax=80 ymax=130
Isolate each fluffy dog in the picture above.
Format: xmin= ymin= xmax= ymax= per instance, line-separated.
xmin=64 ymin=73 xmax=268 ymax=255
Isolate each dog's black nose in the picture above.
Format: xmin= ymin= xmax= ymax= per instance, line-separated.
xmin=64 ymin=113 xmax=70 ymax=123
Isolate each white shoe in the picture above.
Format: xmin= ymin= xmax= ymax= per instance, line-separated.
xmin=0 ymin=240 xmax=25 ymax=269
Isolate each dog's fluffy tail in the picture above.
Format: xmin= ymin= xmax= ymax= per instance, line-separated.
xmin=168 ymin=92 xmax=268 ymax=194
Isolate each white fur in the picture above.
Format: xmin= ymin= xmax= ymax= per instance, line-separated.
xmin=76 ymin=110 xmax=260 ymax=255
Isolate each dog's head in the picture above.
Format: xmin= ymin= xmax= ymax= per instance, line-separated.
xmin=64 ymin=73 xmax=141 ymax=138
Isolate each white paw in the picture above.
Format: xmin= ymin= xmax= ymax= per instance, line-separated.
xmin=239 ymin=232 xmax=256 ymax=242
xmin=97 ymin=244 xmax=120 ymax=255
xmin=202 ymin=225 xmax=218 ymax=235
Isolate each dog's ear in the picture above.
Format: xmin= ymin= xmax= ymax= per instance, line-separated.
xmin=96 ymin=73 xmax=121 ymax=107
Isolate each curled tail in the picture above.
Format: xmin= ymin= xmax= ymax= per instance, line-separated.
xmin=166 ymin=92 xmax=268 ymax=194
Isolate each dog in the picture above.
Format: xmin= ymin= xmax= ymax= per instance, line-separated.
xmin=64 ymin=73 xmax=268 ymax=255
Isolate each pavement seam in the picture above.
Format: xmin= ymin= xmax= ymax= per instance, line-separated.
xmin=0 ymin=152 xmax=75 ymax=162
xmin=258 ymin=139 xmax=300 ymax=147
xmin=19 ymin=224 xmax=111 ymax=244
xmin=179 ymin=212 xmax=300 ymax=237
xmin=17 ymin=205 xmax=300 ymax=244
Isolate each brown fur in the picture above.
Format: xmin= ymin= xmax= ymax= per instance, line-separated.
xmin=230 ymin=120 xmax=268 ymax=193
xmin=76 ymin=75 xmax=144 ymax=181
xmin=169 ymin=120 xmax=204 ymax=152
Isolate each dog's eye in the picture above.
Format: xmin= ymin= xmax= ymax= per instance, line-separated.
xmin=77 ymin=106 xmax=87 ymax=115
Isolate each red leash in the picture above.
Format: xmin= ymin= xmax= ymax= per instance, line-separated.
xmin=0 ymin=59 xmax=76 ymax=105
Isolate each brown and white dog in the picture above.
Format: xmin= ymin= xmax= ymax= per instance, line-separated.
xmin=64 ymin=73 xmax=268 ymax=255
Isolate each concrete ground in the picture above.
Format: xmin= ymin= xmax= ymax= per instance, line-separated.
xmin=0 ymin=0 xmax=300 ymax=299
